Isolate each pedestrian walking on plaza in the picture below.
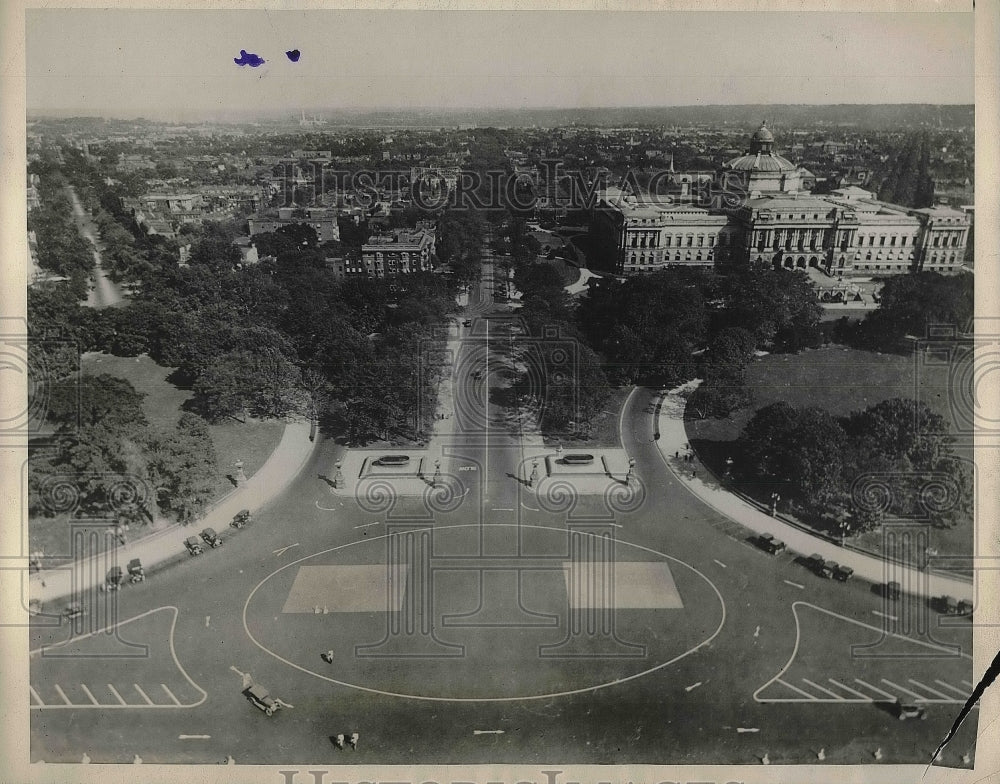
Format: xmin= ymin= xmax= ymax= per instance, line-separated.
xmin=873 ymin=748 xmax=882 ymax=761
xmin=349 ymin=732 xmax=359 ymax=750
xmin=692 ymin=469 xmax=697 ymax=479
xmin=321 ymin=650 xmax=334 ymax=663
xmin=817 ymin=748 xmax=825 ymax=761
xmin=333 ymin=734 xmax=345 ymax=749
xmin=761 ymin=753 xmax=770 ymax=765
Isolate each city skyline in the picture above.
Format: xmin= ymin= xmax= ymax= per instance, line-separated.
xmin=26 ymin=9 xmax=973 ymax=121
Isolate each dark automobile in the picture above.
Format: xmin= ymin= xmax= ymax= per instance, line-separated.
xmin=373 ymin=455 xmax=410 ymax=467
xmin=832 ymin=564 xmax=854 ymax=582
xmin=201 ymin=527 xmax=224 ymax=548
xmin=941 ymin=595 xmax=959 ymax=614
xmin=101 ymin=566 xmax=125 ymax=592
xmin=958 ymin=598 xmax=973 ymax=617
xmin=63 ymin=602 xmax=84 ymax=619
xmin=244 ymin=684 xmax=280 ymax=716
xmin=757 ymin=533 xmax=786 ymax=554
xmin=894 ymin=701 xmax=927 ymax=721
xmin=562 ymin=453 xmax=595 ymax=466
xmin=806 ymin=553 xmax=825 ymax=573
xmin=184 ymin=536 xmax=204 ymax=556
xmin=886 ymin=580 xmax=901 ymax=600
xmin=231 ymin=509 xmax=252 ymax=529
xmin=128 ymin=558 xmax=145 ymax=583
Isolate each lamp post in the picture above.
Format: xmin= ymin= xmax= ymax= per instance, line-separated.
xmin=724 ymin=456 xmax=734 ymax=480
xmin=433 ymin=458 xmax=442 ymax=485
xmin=233 ymin=459 xmax=247 ymax=486
xmin=333 ymin=460 xmax=345 ymax=490
xmin=626 ymin=457 xmax=636 ymax=484
xmin=770 ymin=492 xmax=780 ymax=516
xmin=529 ymin=460 xmax=539 ymax=488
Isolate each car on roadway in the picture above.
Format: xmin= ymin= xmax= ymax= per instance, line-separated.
xmin=831 ymin=564 xmax=854 ymax=581
xmin=101 ymin=566 xmax=125 ymax=592
xmin=562 ymin=453 xmax=595 ymax=465
xmin=886 ymin=580 xmax=901 ymax=600
xmin=200 ymin=527 xmax=224 ymax=548
xmin=184 ymin=536 xmax=205 ymax=556
xmin=244 ymin=684 xmax=281 ymax=717
xmin=128 ymin=558 xmax=145 ymax=583
xmin=231 ymin=509 xmax=252 ymax=529
xmin=894 ymin=701 xmax=927 ymax=721
xmin=756 ymin=533 xmax=786 ymax=554
xmin=373 ymin=455 xmax=410 ymax=467
xmin=462 ymin=319 xmax=472 ymax=327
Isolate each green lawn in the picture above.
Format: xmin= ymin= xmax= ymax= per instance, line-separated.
xmin=30 ymin=353 xmax=284 ymax=561
xmin=685 ymin=345 xmax=973 ymax=560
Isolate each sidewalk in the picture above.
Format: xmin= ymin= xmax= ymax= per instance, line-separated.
xmin=655 ymin=382 xmax=973 ymax=602
xmin=29 ymin=420 xmax=318 ymax=605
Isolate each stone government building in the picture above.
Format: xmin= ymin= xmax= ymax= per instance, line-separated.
xmin=591 ymin=123 xmax=970 ymax=277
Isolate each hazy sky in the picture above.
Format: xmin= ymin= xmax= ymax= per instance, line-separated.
xmin=26 ymin=9 xmax=974 ymax=120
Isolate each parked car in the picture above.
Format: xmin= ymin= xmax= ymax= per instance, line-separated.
xmin=894 ymin=701 xmax=927 ymax=721
xmin=941 ymin=595 xmax=959 ymax=614
xmin=958 ymin=599 xmax=973 ymax=617
xmin=200 ymin=527 xmax=224 ymax=548
xmin=886 ymin=580 xmax=901 ymax=600
xmin=101 ymin=566 xmax=125 ymax=592
xmin=832 ymin=564 xmax=854 ymax=582
xmin=128 ymin=558 xmax=145 ymax=583
xmin=244 ymin=684 xmax=280 ymax=717
xmin=806 ymin=553 xmax=825 ymax=573
xmin=63 ymin=602 xmax=84 ymax=619
xmin=562 ymin=453 xmax=595 ymax=466
xmin=757 ymin=533 xmax=786 ymax=554
xmin=373 ymin=455 xmax=409 ymax=467
xmin=185 ymin=536 xmax=205 ymax=556
xmin=231 ymin=509 xmax=252 ymax=529
xmin=819 ymin=560 xmax=841 ymax=579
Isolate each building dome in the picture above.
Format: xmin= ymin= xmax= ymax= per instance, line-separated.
xmin=751 ymin=121 xmax=774 ymax=143
xmin=724 ymin=151 xmax=797 ymax=173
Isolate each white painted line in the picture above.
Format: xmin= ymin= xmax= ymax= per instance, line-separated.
xmin=178 ymin=734 xmax=211 ymax=739
xmin=29 ymin=685 xmax=45 ymax=706
xmin=353 ymin=522 xmax=382 ymax=529
xmin=107 ymin=684 xmax=127 ymax=705
xmin=783 ymin=579 xmax=804 ymax=589
xmin=492 ymin=508 xmax=515 ymax=512
xmin=133 ymin=684 xmax=154 ymax=705
xmin=161 ymin=683 xmax=182 ymax=706
xmin=521 ymin=504 xmax=540 ymax=512
xmin=854 ymin=678 xmax=897 ymax=700
xmin=273 ymin=543 xmax=300 ymax=556
xmin=802 ymin=678 xmax=845 ymax=699
xmin=934 ymin=679 xmax=970 ymax=697
xmin=54 ymin=684 xmax=72 ymax=705
xmin=473 ymin=729 xmax=505 ymax=735
xmin=881 ymin=678 xmax=927 ymax=701
xmin=685 ymin=682 xmax=703 ymax=692
xmin=713 ymin=559 xmax=727 ymax=568
xmin=80 ymin=684 xmax=99 ymax=705
xmin=828 ymin=678 xmax=874 ymax=700
xmin=872 ymin=610 xmax=897 ymax=621
xmin=736 ymin=727 xmax=760 ymax=733
xmin=909 ymin=679 xmax=956 ymax=700
xmin=775 ymin=678 xmax=818 ymax=700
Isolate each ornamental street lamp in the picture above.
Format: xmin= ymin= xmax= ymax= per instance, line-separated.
xmin=433 ymin=458 xmax=442 ymax=485
xmin=724 ymin=456 xmax=734 ymax=479
xmin=770 ymin=492 xmax=781 ymax=516
xmin=529 ymin=460 xmax=540 ymax=488
xmin=333 ymin=460 xmax=345 ymax=490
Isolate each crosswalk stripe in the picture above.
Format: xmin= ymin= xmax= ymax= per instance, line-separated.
xmin=161 ymin=684 xmax=181 ymax=706
xmin=909 ymin=679 xmax=956 ymax=700
xmin=133 ymin=684 xmax=153 ymax=705
xmin=775 ymin=677 xmax=819 ymax=700
xmin=802 ymin=678 xmax=845 ymax=699
xmin=854 ymin=678 xmax=896 ymax=700
xmin=29 ymin=685 xmax=45 ymax=706
xmin=934 ymin=679 xmax=970 ymax=697
xmin=80 ymin=684 xmax=99 ymax=705
xmin=881 ymin=678 xmax=926 ymax=701
xmin=53 ymin=684 xmax=72 ymax=705
xmin=828 ymin=678 xmax=874 ymax=700
xmin=107 ymin=684 xmax=127 ymax=705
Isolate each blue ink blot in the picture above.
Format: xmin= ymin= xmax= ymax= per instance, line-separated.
xmin=286 ymin=49 xmax=301 ymax=62
xmin=234 ymin=49 xmax=265 ymax=67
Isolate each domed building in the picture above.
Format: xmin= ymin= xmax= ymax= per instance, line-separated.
xmin=722 ymin=122 xmax=811 ymax=195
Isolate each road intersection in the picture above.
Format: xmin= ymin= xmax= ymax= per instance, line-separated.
xmin=27 ymin=259 xmax=980 ymax=766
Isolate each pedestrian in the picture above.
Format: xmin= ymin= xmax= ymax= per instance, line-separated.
xmin=761 ymin=753 xmax=770 ymax=765
xmin=322 ymin=650 xmax=334 ymax=663
xmin=349 ymin=732 xmax=359 ymax=750
xmin=692 ymin=469 xmax=697 ymax=479
xmin=817 ymin=748 xmax=825 ymax=761
xmin=675 ymin=451 xmax=679 ymax=458
xmin=81 ymin=753 xmax=91 ymax=764
xmin=132 ymin=754 xmax=143 ymax=765
xmin=873 ymin=748 xmax=882 ymax=761
xmin=334 ymin=734 xmax=345 ymax=749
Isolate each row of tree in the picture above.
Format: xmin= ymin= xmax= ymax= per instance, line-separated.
xmin=736 ymin=398 xmax=971 ymax=535
xmin=27 ymin=163 xmax=95 ymax=297
xmin=29 ymin=375 xmax=218 ymax=525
